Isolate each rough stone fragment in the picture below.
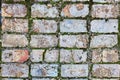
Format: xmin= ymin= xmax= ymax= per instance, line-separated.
xmin=30 ymin=50 xmax=44 ymax=62
xmin=1 ymin=64 xmax=29 ymax=77
xmin=44 ymin=49 xmax=59 ymax=62
xmin=60 ymin=35 xmax=88 ymax=48
xmin=2 ymin=18 xmax=28 ymax=33
xmin=2 ymin=34 xmax=28 ymax=47
xmin=31 ymin=4 xmax=59 ymax=18
xmin=92 ymin=64 xmax=120 ymax=77
xmin=63 ymin=0 xmax=89 ymax=2
xmin=92 ymin=49 xmax=119 ymax=63
xmin=60 ymin=19 xmax=87 ymax=33
xmin=2 ymin=49 xmax=29 ymax=63
xmin=32 ymin=20 xmax=57 ymax=33
xmin=31 ymin=64 xmax=58 ymax=77
xmin=60 ymin=49 xmax=87 ymax=63
xmin=93 ymin=0 xmax=120 ymax=3
xmin=30 ymin=35 xmax=58 ymax=48
xmin=2 ymin=3 xmax=27 ymax=17
xmin=92 ymin=4 xmax=119 ymax=18
xmin=90 ymin=35 xmax=117 ymax=48
xmin=61 ymin=64 xmax=88 ymax=77
xmin=91 ymin=19 xmax=118 ymax=33
xmin=61 ymin=4 xmax=89 ymax=17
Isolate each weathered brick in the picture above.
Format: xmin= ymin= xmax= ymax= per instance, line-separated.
xmin=31 ymin=64 xmax=58 ymax=77
xmin=60 ymin=19 xmax=87 ymax=33
xmin=30 ymin=49 xmax=44 ymax=62
xmin=45 ymin=49 xmax=59 ymax=62
xmin=2 ymin=3 xmax=27 ymax=17
xmin=62 ymin=79 xmax=88 ymax=80
xmin=1 ymin=64 xmax=29 ymax=77
xmin=32 ymin=78 xmax=56 ymax=80
xmin=60 ymin=35 xmax=88 ymax=48
xmin=13 ymin=0 xmax=25 ymax=2
xmin=34 ymin=0 xmax=59 ymax=2
xmin=92 ymin=49 xmax=119 ymax=63
xmin=92 ymin=64 xmax=120 ymax=77
xmin=90 ymin=19 xmax=118 ymax=33
xmin=61 ymin=64 xmax=88 ymax=77
xmin=90 ymin=35 xmax=117 ymax=48
xmin=30 ymin=35 xmax=58 ymax=48
xmin=63 ymin=0 xmax=89 ymax=2
xmin=92 ymin=79 xmax=119 ymax=80
xmin=31 ymin=4 xmax=59 ymax=18
xmin=60 ymin=49 xmax=87 ymax=63
xmin=2 ymin=49 xmax=29 ymax=63
xmin=2 ymin=18 xmax=28 ymax=33
xmin=32 ymin=20 xmax=58 ymax=33
xmin=93 ymin=0 xmax=120 ymax=3
xmin=61 ymin=4 xmax=89 ymax=17
xmin=2 ymin=34 xmax=28 ymax=47
xmin=92 ymin=4 xmax=119 ymax=18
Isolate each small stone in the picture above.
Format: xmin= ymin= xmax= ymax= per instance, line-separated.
xmin=60 ymin=19 xmax=87 ymax=33
xmin=31 ymin=64 xmax=58 ymax=77
xmin=90 ymin=19 xmax=118 ymax=33
xmin=30 ymin=49 xmax=45 ymax=62
xmin=90 ymin=35 xmax=117 ymax=48
xmin=92 ymin=64 xmax=120 ymax=77
xmin=2 ymin=34 xmax=28 ymax=47
xmin=2 ymin=3 xmax=27 ymax=17
xmin=2 ymin=49 xmax=29 ymax=63
xmin=32 ymin=20 xmax=57 ymax=33
xmin=44 ymin=49 xmax=59 ymax=62
xmin=1 ymin=64 xmax=29 ymax=77
xmin=92 ymin=4 xmax=119 ymax=18
xmin=30 ymin=35 xmax=58 ymax=48
xmin=31 ymin=4 xmax=59 ymax=18
xmin=2 ymin=18 xmax=28 ymax=33
xmin=61 ymin=64 xmax=88 ymax=77
xmin=60 ymin=35 xmax=88 ymax=48
xmin=92 ymin=49 xmax=119 ymax=62
xmin=61 ymin=4 xmax=89 ymax=17
xmin=60 ymin=49 xmax=87 ymax=63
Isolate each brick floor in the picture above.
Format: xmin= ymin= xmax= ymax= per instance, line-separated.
xmin=0 ymin=0 xmax=120 ymax=80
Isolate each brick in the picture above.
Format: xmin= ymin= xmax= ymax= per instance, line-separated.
xmin=2 ymin=3 xmax=27 ymax=17
xmin=34 ymin=0 xmax=59 ymax=2
xmin=92 ymin=64 xmax=120 ymax=77
xmin=2 ymin=78 xmax=23 ymax=80
xmin=93 ymin=0 xmax=120 ymax=3
xmin=90 ymin=19 xmax=118 ymax=33
xmin=92 ymin=79 xmax=119 ymax=80
xmin=2 ymin=18 xmax=28 ymax=33
xmin=1 ymin=64 xmax=29 ymax=77
xmin=60 ymin=19 xmax=87 ymax=33
xmin=60 ymin=49 xmax=87 ymax=63
xmin=32 ymin=78 xmax=56 ymax=80
xmin=62 ymin=79 xmax=88 ymax=80
xmin=92 ymin=4 xmax=119 ymax=18
xmin=92 ymin=49 xmax=119 ymax=63
xmin=30 ymin=49 xmax=44 ymax=62
xmin=90 ymin=35 xmax=117 ymax=48
xmin=31 ymin=64 xmax=58 ymax=77
xmin=2 ymin=34 xmax=28 ymax=47
xmin=61 ymin=64 xmax=88 ymax=77
xmin=32 ymin=20 xmax=58 ymax=33
xmin=2 ymin=49 xmax=29 ymax=63
xmin=61 ymin=4 xmax=89 ymax=17
xmin=31 ymin=4 xmax=59 ymax=18
xmin=13 ymin=0 xmax=25 ymax=2
xmin=60 ymin=35 xmax=88 ymax=48
xmin=30 ymin=35 xmax=58 ymax=48
xmin=44 ymin=49 xmax=59 ymax=62
xmin=63 ymin=0 xmax=89 ymax=2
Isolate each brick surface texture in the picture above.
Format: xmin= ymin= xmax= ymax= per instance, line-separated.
xmin=0 ymin=0 xmax=120 ymax=80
